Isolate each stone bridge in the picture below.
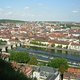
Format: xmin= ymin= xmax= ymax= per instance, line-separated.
xmin=0 ymin=42 xmax=24 ymax=53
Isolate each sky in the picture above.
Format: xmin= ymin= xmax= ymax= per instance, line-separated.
xmin=0 ymin=0 xmax=80 ymax=21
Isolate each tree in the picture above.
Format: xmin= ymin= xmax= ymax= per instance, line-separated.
xmin=51 ymin=44 xmax=55 ymax=47
xmin=10 ymin=52 xmax=30 ymax=63
xmin=28 ymin=56 xmax=38 ymax=65
xmin=48 ymin=58 xmax=69 ymax=80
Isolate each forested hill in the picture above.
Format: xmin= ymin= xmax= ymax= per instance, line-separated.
xmin=0 ymin=19 xmax=25 ymax=23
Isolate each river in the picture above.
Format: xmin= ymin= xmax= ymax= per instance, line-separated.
xmin=13 ymin=47 xmax=80 ymax=65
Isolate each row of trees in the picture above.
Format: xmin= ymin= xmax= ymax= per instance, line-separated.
xmin=30 ymin=46 xmax=47 ymax=51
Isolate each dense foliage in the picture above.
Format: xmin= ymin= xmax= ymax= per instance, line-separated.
xmin=28 ymin=56 xmax=38 ymax=65
xmin=30 ymin=46 xmax=47 ymax=51
xmin=0 ymin=19 xmax=25 ymax=23
xmin=0 ymin=58 xmax=32 ymax=80
xmin=48 ymin=58 xmax=68 ymax=71
xmin=10 ymin=52 xmax=30 ymax=63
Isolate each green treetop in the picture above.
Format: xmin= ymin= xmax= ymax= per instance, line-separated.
xmin=10 ymin=52 xmax=30 ymax=63
xmin=48 ymin=58 xmax=69 ymax=80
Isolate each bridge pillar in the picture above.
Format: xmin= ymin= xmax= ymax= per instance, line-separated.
xmin=0 ymin=49 xmax=2 ymax=53
xmin=2 ymin=47 xmax=6 ymax=52
xmin=20 ymin=42 xmax=24 ymax=47
xmin=5 ymin=47 xmax=8 ymax=52
xmin=15 ymin=44 xmax=17 ymax=47
xmin=11 ymin=45 xmax=13 ymax=49
xmin=20 ymin=43 xmax=22 ymax=47
xmin=21 ymin=42 xmax=24 ymax=45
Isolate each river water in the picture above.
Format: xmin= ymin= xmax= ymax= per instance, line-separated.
xmin=13 ymin=47 xmax=80 ymax=64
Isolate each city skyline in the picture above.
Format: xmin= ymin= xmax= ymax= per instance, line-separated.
xmin=0 ymin=0 xmax=80 ymax=21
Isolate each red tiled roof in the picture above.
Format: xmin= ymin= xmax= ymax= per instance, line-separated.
xmin=11 ymin=62 xmax=32 ymax=76
xmin=49 ymin=33 xmax=68 ymax=38
xmin=49 ymin=40 xmax=69 ymax=45
xmin=71 ymin=42 xmax=80 ymax=46
xmin=68 ymin=68 xmax=80 ymax=74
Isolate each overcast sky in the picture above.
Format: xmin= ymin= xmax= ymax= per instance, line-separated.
xmin=0 ymin=0 xmax=80 ymax=21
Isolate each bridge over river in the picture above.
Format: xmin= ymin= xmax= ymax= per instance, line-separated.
xmin=0 ymin=42 xmax=23 ymax=52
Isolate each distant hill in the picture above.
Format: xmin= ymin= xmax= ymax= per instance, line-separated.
xmin=0 ymin=19 xmax=25 ymax=23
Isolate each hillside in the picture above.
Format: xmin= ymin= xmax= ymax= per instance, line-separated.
xmin=0 ymin=59 xmax=32 ymax=80
xmin=0 ymin=19 xmax=25 ymax=23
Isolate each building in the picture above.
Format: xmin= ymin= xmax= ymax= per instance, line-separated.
xmin=33 ymin=66 xmax=60 ymax=80
xmin=11 ymin=62 xmax=33 ymax=77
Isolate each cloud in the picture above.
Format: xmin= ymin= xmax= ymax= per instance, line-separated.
xmin=6 ymin=6 xmax=11 ymax=9
xmin=72 ymin=10 xmax=79 ymax=13
xmin=24 ymin=6 xmax=30 ymax=10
